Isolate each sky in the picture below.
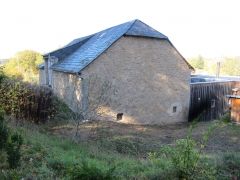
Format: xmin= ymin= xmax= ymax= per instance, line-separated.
xmin=0 ymin=0 xmax=239 ymax=59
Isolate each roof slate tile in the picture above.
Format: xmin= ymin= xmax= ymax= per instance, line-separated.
xmin=43 ymin=19 xmax=169 ymax=73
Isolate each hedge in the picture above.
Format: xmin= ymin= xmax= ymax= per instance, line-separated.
xmin=0 ymin=76 xmax=54 ymax=123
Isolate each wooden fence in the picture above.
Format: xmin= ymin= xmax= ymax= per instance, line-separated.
xmin=189 ymin=81 xmax=240 ymax=121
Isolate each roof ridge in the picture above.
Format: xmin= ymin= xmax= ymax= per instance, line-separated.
xmin=44 ymin=19 xmax=178 ymax=73
xmin=125 ymin=19 xmax=168 ymax=39
xmin=125 ymin=19 xmax=138 ymax=34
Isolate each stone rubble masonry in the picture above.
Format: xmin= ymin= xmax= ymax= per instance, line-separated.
xmin=40 ymin=36 xmax=191 ymax=124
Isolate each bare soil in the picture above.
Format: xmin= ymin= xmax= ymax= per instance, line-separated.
xmin=49 ymin=120 xmax=240 ymax=156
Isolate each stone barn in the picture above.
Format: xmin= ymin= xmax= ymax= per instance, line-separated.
xmin=39 ymin=19 xmax=194 ymax=124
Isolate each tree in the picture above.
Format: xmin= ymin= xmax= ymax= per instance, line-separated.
xmin=3 ymin=50 xmax=43 ymax=82
xmin=74 ymin=75 xmax=118 ymax=138
xmin=221 ymin=57 xmax=240 ymax=76
xmin=188 ymin=55 xmax=205 ymax=70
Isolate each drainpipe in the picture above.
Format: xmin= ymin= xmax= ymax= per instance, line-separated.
xmin=46 ymin=55 xmax=58 ymax=88
xmin=44 ymin=56 xmax=49 ymax=85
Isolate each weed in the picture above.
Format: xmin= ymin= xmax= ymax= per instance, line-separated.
xmin=7 ymin=132 xmax=23 ymax=169
xmin=220 ymin=113 xmax=231 ymax=123
xmin=1 ymin=112 xmax=239 ymax=179
xmin=150 ymin=122 xmax=221 ymax=179
xmin=160 ymin=137 xmax=200 ymax=178
xmin=47 ymin=158 xmax=68 ymax=176
xmin=0 ymin=108 xmax=23 ymax=170
xmin=217 ymin=153 xmax=240 ymax=179
xmin=68 ymin=160 xmax=116 ymax=180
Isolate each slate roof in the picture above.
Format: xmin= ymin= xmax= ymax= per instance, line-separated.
xmin=41 ymin=19 xmax=193 ymax=72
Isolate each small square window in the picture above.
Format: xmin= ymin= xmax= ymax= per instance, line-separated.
xmin=117 ymin=113 xmax=123 ymax=121
xmin=173 ymin=106 xmax=177 ymax=113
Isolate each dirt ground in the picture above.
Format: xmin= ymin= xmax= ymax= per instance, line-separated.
xmin=50 ymin=120 xmax=240 ymax=155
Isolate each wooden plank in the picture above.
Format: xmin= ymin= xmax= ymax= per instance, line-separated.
xmin=189 ymin=81 xmax=240 ymax=121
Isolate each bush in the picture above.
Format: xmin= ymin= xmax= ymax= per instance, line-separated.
xmin=68 ymin=160 xmax=116 ymax=180
xmin=7 ymin=132 xmax=23 ymax=169
xmin=220 ymin=113 xmax=231 ymax=123
xmin=0 ymin=66 xmax=6 ymax=83
xmin=160 ymin=137 xmax=200 ymax=178
xmin=217 ymin=153 xmax=240 ymax=178
xmin=0 ymin=108 xmax=9 ymax=150
xmin=47 ymin=158 xmax=68 ymax=176
xmin=0 ymin=77 xmax=54 ymax=123
xmin=105 ymin=137 xmax=141 ymax=155
xmin=153 ymin=137 xmax=217 ymax=179
xmin=151 ymin=123 xmax=221 ymax=179
xmin=0 ymin=108 xmax=23 ymax=169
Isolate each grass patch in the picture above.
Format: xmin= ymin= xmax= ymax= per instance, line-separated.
xmin=1 ymin=125 xmax=165 ymax=179
xmin=1 ymin=116 xmax=240 ymax=179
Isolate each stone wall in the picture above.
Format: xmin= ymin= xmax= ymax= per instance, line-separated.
xmin=51 ymin=71 xmax=82 ymax=112
xmin=39 ymin=36 xmax=191 ymax=124
xmin=80 ymin=36 xmax=191 ymax=124
xmin=39 ymin=69 xmax=46 ymax=85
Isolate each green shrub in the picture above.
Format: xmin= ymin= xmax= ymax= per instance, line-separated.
xmin=0 ymin=169 xmax=21 ymax=180
xmin=0 ymin=66 xmax=6 ymax=83
xmin=0 ymin=77 xmax=54 ymax=123
xmin=47 ymin=158 xmax=68 ymax=176
xmin=0 ymin=108 xmax=9 ymax=150
xmin=7 ymin=132 xmax=23 ymax=169
xmin=220 ymin=113 xmax=231 ymax=123
xmin=111 ymin=137 xmax=141 ymax=155
xmin=160 ymin=137 xmax=200 ymax=178
xmin=0 ymin=109 xmax=23 ymax=169
xmin=68 ymin=160 xmax=116 ymax=180
xmin=151 ymin=122 xmax=221 ymax=179
xmin=217 ymin=153 xmax=240 ymax=178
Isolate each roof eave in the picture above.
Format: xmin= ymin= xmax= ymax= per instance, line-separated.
xmin=124 ymin=34 xmax=168 ymax=40
xmin=51 ymin=67 xmax=78 ymax=74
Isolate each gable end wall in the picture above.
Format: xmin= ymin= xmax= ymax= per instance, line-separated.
xmin=80 ymin=36 xmax=191 ymax=124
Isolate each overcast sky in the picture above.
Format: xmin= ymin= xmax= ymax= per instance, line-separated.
xmin=0 ymin=0 xmax=239 ymax=59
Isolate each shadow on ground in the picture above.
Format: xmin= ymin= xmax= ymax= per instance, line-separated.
xmin=49 ymin=120 xmax=240 ymax=157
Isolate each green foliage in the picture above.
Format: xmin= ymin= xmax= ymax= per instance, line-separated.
xmin=217 ymin=153 xmax=240 ymax=178
xmin=51 ymin=97 xmax=75 ymax=122
xmin=7 ymin=132 xmax=23 ymax=169
xmin=0 ymin=169 xmax=21 ymax=180
xmin=0 ymin=66 xmax=6 ymax=83
xmin=0 ymin=77 xmax=54 ymax=123
xmin=0 ymin=108 xmax=9 ymax=150
xmin=0 ymin=109 xmax=23 ymax=169
xmin=221 ymin=57 xmax=240 ymax=76
xmin=151 ymin=123 xmax=221 ymax=179
xmin=68 ymin=160 xmax=116 ymax=180
xmin=3 ymin=50 xmax=43 ymax=82
xmin=188 ymin=56 xmax=240 ymax=76
xmin=1 ymin=115 xmax=240 ymax=179
xmin=160 ymin=137 xmax=200 ymax=178
xmin=220 ymin=113 xmax=231 ymax=123
xmin=47 ymin=158 xmax=68 ymax=176
xmin=188 ymin=55 xmax=205 ymax=69
xmin=104 ymin=136 xmax=142 ymax=155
